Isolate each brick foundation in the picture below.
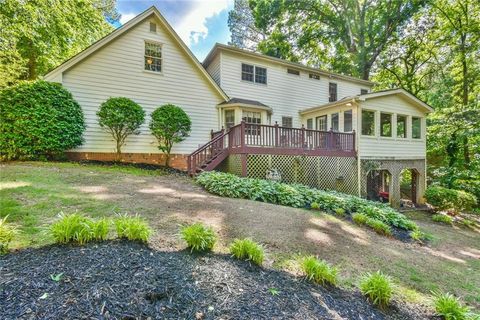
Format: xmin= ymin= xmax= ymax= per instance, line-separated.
xmin=66 ymin=152 xmax=188 ymax=171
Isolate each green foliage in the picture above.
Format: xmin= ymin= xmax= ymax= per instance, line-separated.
xmin=50 ymin=213 xmax=110 ymax=245
xmin=432 ymin=214 xmax=453 ymax=225
xmin=359 ymin=271 xmax=394 ymax=308
xmin=410 ymin=229 xmax=427 ymax=241
xmin=0 ymin=81 xmax=85 ymax=160
xmin=196 ymin=171 xmax=418 ymax=232
xmin=365 ymin=218 xmax=392 ymax=236
xmin=352 ymin=213 xmax=368 ymax=225
xmin=434 ymin=292 xmax=471 ymax=320
xmin=0 ymin=216 xmax=16 ymax=254
xmin=300 ymin=256 xmax=338 ymax=286
xmin=425 ymin=186 xmax=477 ymax=214
xmin=229 ymin=238 xmax=264 ymax=265
xmin=97 ymin=97 xmax=145 ymax=157
xmin=149 ymin=104 xmax=191 ymax=167
xmin=114 ymin=215 xmax=151 ymax=242
xmin=180 ymin=223 xmax=217 ymax=252
xmin=0 ymin=0 xmax=117 ymax=86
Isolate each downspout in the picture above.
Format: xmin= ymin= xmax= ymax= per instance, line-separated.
xmin=356 ymin=99 xmax=362 ymax=197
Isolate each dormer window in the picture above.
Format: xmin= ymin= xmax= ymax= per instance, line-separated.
xmin=144 ymin=41 xmax=162 ymax=72
xmin=241 ymin=63 xmax=267 ymax=84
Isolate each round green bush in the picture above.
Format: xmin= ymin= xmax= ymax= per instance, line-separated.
xmin=425 ymin=186 xmax=477 ymax=213
xmin=0 ymin=81 xmax=85 ymax=160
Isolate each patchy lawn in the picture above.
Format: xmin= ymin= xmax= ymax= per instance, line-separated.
xmin=1 ymin=162 xmax=479 ymax=312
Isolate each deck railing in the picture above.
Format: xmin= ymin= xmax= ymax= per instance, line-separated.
xmin=188 ymin=121 xmax=356 ymax=175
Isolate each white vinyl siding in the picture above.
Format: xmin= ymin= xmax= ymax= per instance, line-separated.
xmin=206 ymin=52 xmax=221 ymax=86
xmin=219 ymin=50 xmax=371 ymax=128
xmin=53 ymin=18 xmax=224 ymax=155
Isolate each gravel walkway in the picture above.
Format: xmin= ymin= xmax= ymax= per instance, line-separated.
xmin=0 ymin=241 xmax=425 ymax=319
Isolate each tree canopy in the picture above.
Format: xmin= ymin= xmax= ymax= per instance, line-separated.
xmin=0 ymin=0 xmax=119 ymax=87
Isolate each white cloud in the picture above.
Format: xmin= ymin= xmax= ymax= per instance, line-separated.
xmin=172 ymin=0 xmax=232 ymax=46
xmin=120 ymin=12 xmax=136 ymax=25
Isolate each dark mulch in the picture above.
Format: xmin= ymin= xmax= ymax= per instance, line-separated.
xmin=1 ymin=241 xmax=427 ymax=320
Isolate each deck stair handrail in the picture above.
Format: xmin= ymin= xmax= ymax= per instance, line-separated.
xmin=188 ymin=122 xmax=355 ymax=175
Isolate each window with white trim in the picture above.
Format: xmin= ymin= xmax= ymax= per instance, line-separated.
xmin=224 ymin=110 xmax=235 ymax=129
xmin=344 ymin=110 xmax=353 ymax=132
xmin=242 ymin=110 xmax=261 ymax=135
xmin=282 ymin=116 xmax=293 ymax=128
xmin=329 ymin=82 xmax=337 ymax=102
xmin=362 ymin=110 xmax=375 ymax=136
xmin=241 ymin=63 xmax=267 ymax=84
xmin=412 ymin=117 xmax=421 ymax=139
xmin=331 ymin=113 xmax=339 ymax=131
xmin=316 ymin=115 xmax=327 ymax=131
xmin=380 ymin=112 xmax=392 ymax=137
xmin=397 ymin=115 xmax=407 ymax=138
xmin=144 ymin=42 xmax=162 ymax=72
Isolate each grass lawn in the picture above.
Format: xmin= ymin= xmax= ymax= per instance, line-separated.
xmin=1 ymin=161 xmax=479 ymax=312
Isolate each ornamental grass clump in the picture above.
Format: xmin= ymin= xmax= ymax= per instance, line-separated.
xmin=352 ymin=212 xmax=368 ymax=225
xmin=229 ymin=238 xmax=264 ymax=265
xmin=300 ymin=256 xmax=338 ymax=286
xmin=432 ymin=214 xmax=453 ymax=225
xmin=114 ymin=215 xmax=151 ymax=242
xmin=434 ymin=292 xmax=471 ymax=320
xmin=51 ymin=214 xmax=110 ymax=244
xmin=0 ymin=216 xmax=16 ymax=254
xmin=366 ymin=218 xmax=392 ymax=236
xmin=180 ymin=223 xmax=217 ymax=252
xmin=359 ymin=271 xmax=394 ymax=308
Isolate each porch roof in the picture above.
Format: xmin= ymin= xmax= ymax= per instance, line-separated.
xmin=217 ymin=98 xmax=273 ymax=113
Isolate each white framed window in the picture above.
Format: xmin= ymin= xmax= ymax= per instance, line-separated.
xmin=397 ymin=115 xmax=407 ymax=138
xmin=149 ymin=22 xmax=157 ymax=32
xmin=361 ymin=110 xmax=375 ymax=136
xmin=331 ymin=113 xmax=339 ymax=131
xmin=344 ymin=110 xmax=353 ymax=132
xmin=412 ymin=117 xmax=421 ymax=139
xmin=306 ymin=118 xmax=313 ymax=129
xmin=242 ymin=110 xmax=261 ymax=135
xmin=241 ymin=63 xmax=267 ymax=84
xmin=309 ymin=73 xmax=320 ymax=80
xmin=316 ymin=115 xmax=327 ymax=131
xmin=224 ymin=110 xmax=235 ymax=129
xmin=287 ymin=68 xmax=300 ymax=75
xmin=380 ymin=112 xmax=392 ymax=137
xmin=144 ymin=41 xmax=162 ymax=72
xmin=329 ymin=82 xmax=337 ymax=102
xmin=282 ymin=116 xmax=293 ymax=128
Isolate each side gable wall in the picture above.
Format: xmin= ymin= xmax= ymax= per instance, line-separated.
xmin=48 ymin=16 xmax=224 ymax=155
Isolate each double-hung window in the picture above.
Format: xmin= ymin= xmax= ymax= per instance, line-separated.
xmin=282 ymin=116 xmax=293 ymax=128
xmin=331 ymin=113 xmax=339 ymax=131
xmin=242 ymin=111 xmax=261 ymax=135
xmin=241 ymin=63 xmax=267 ymax=84
xmin=316 ymin=115 xmax=327 ymax=131
xmin=412 ymin=117 xmax=421 ymax=139
xmin=224 ymin=110 xmax=235 ymax=129
xmin=329 ymin=82 xmax=337 ymax=102
xmin=144 ymin=42 xmax=162 ymax=72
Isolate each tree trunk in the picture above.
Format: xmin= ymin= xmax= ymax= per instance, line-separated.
xmin=116 ymin=141 xmax=122 ymax=162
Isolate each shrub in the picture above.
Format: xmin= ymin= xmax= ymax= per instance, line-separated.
xmin=410 ymin=229 xmax=426 ymax=241
xmin=0 ymin=216 xmax=16 ymax=254
xmin=149 ymin=104 xmax=191 ymax=167
xmin=196 ymin=171 xmax=417 ymax=231
xmin=0 ymin=81 xmax=85 ymax=160
xmin=352 ymin=213 xmax=368 ymax=225
xmin=434 ymin=292 xmax=471 ymax=320
xmin=334 ymin=207 xmax=346 ymax=216
xmin=114 ymin=215 xmax=151 ymax=242
xmin=229 ymin=238 xmax=264 ymax=265
xmin=97 ymin=97 xmax=145 ymax=159
xmin=300 ymin=256 xmax=338 ymax=286
xmin=50 ymin=214 xmax=111 ymax=244
xmin=180 ymin=223 xmax=216 ymax=252
xmin=425 ymin=186 xmax=477 ymax=214
xmin=359 ymin=271 xmax=394 ymax=308
xmin=432 ymin=214 xmax=453 ymax=225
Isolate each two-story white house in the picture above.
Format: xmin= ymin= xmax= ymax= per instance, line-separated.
xmin=44 ymin=6 xmax=432 ymax=207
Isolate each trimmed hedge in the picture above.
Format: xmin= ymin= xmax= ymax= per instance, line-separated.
xmin=0 ymin=81 xmax=85 ymax=160
xmin=425 ymin=186 xmax=477 ymax=214
xmin=196 ymin=171 xmax=417 ymax=231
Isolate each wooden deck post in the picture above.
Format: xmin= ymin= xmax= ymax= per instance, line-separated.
xmin=352 ymin=130 xmax=356 ymax=151
xmin=274 ymin=121 xmax=279 ymax=147
xmin=328 ymin=128 xmax=333 ymax=150
xmin=301 ymin=124 xmax=305 ymax=149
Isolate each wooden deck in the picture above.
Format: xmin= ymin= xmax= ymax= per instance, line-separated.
xmin=188 ymin=122 xmax=356 ymax=175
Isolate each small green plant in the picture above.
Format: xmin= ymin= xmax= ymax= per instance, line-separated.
xmin=268 ymin=288 xmax=280 ymax=296
xmin=460 ymin=219 xmax=476 ymax=229
xmin=51 ymin=214 xmax=110 ymax=244
xmin=0 ymin=216 xmax=16 ymax=254
xmin=366 ymin=218 xmax=392 ymax=236
xmin=114 ymin=215 xmax=151 ymax=242
xmin=50 ymin=273 xmax=64 ymax=282
xmin=180 ymin=223 xmax=217 ymax=252
xmin=310 ymin=202 xmax=320 ymax=210
xmin=410 ymin=229 xmax=426 ymax=241
xmin=300 ymin=256 xmax=338 ymax=286
xmin=432 ymin=214 xmax=453 ymax=225
xmin=334 ymin=207 xmax=346 ymax=216
xmin=352 ymin=212 xmax=368 ymax=225
xmin=359 ymin=271 xmax=394 ymax=308
xmin=229 ymin=238 xmax=264 ymax=265
xmin=434 ymin=292 xmax=471 ymax=320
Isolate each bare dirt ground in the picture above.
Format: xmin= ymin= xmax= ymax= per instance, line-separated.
xmin=2 ymin=162 xmax=479 ymax=313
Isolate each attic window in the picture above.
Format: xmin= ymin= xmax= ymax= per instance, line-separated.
xmin=144 ymin=42 xmax=162 ymax=72
xmin=309 ymin=73 xmax=320 ymax=80
xmin=361 ymin=89 xmax=368 ymax=95
xmin=149 ymin=22 xmax=157 ymax=32
xmin=287 ymin=68 xmax=300 ymax=75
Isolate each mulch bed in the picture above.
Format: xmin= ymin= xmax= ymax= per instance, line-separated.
xmin=1 ymin=241 xmax=428 ymax=319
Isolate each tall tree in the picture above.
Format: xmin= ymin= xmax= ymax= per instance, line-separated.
xmin=0 ymin=0 xmax=119 ymax=87
xmin=228 ymin=0 xmax=266 ymax=51
xmin=249 ymin=0 xmax=427 ymax=79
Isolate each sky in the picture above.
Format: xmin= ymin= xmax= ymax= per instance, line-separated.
xmin=115 ymin=0 xmax=234 ymax=61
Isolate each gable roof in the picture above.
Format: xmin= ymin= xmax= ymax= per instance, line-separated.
xmin=203 ymin=43 xmax=375 ymax=87
xmin=43 ymin=6 xmax=228 ymax=100
xmin=300 ymin=88 xmax=433 ymax=115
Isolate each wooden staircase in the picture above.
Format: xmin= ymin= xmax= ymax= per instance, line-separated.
xmin=187 ymin=129 xmax=230 ymax=176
